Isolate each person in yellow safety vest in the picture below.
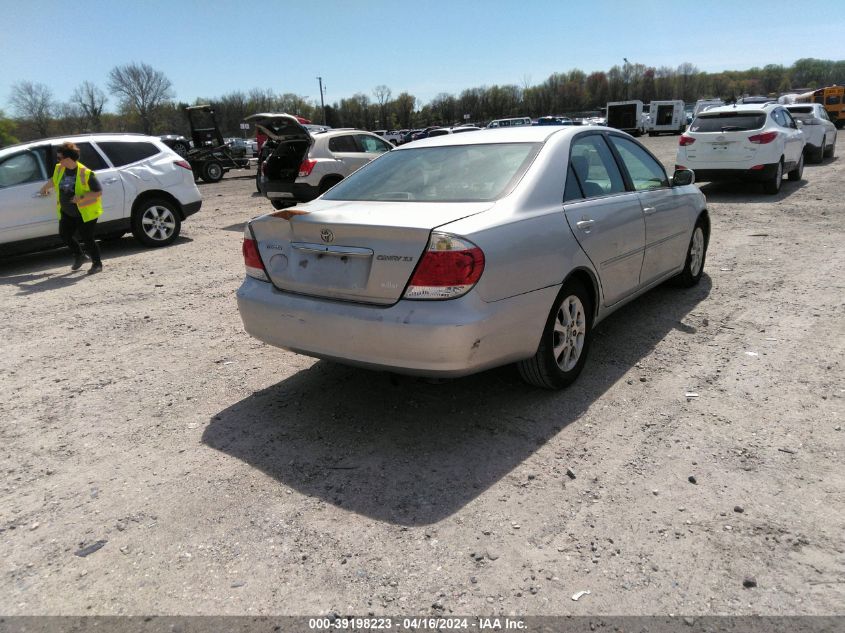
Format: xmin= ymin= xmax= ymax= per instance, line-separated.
xmin=38 ymin=141 xmax=104 ymax=274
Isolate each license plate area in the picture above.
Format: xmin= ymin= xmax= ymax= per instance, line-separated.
xmin=289 ymin=242 xmax=373 ymax=290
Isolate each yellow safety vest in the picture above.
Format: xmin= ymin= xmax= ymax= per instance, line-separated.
xmin=52 ymin=161 xmax=104 ymax=223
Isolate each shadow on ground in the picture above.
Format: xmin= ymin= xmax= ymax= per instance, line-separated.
xmin=0 ymin=236 xmax=193 ymax=295
xmin=203 ymin=277 xmax=711 ymax=526
xmin=697 ymin=178 xmax=807 ymax=202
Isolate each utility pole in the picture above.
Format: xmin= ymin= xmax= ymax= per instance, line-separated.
xmin=623 ymin=58 xmax=630 ymax=100
xmin=317 ymin=76 xmax=326 ymax=125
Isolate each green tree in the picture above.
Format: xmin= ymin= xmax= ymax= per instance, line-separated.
xmin=0 ymin=109 xmax=19 ymax=147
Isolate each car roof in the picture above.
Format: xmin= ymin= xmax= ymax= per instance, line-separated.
xmin=397 ymin=125 xmax=603 ymax=148
xmin=0 ymin=133 xmax=161 ymax=156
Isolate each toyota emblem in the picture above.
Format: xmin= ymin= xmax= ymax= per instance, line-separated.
xmin=320 ymin=228 xmax=334 ymax=243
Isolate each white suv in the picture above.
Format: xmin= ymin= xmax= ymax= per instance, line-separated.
xmin=246 ymin=113 xmax=392 ymax=209
xmin=0 ymin=134 xmax=203 ymax=257
xmin=676 ymin=104 xmax=805 ymax=194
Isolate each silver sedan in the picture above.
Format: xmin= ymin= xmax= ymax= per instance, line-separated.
xmin=237 ymin=126 xmax=709 ymax=389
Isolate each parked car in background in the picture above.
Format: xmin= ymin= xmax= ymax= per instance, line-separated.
xmin=237 ymin=125 xmax=708 ymax=389
xmin=486 ymin=117 xmax=532 ymax=128
xmin=426 ymin=127 xmax=482 ymax=138
xmin=246 ymin=113 xmax=393 ymax=209
xmin=785 ymin=103 xmax=837 ymax=162
xmin=159 ymin=134 xmax=191 ymax=157
xmin=677 ymin=103 xmax=806 ymax=194
xmin=0 ymin=134 xmax=202 ymax=256
xmin=537 ymin=116 xmax=574 ymax=125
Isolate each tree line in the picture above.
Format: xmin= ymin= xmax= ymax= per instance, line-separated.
xmin=3 ymin=58 xmax=844 ymax=146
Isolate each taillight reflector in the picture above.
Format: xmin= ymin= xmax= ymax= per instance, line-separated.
xmin=242 ymin=234 xmax=268 ymax=281
xmin=175 ymin=160 xmax=192 ymax=170
xmin=679 ymin=135 xmax=695 ymax=146
xmin=298 ymin=159 xmax=317 ymax=177
xmin=404 ymin=233 xmax=484 ymax=300
xmin=748 ymin=131 xmax=778 ymax=144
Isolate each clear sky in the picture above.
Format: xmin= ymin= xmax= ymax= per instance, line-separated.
xmin=2 ymin=0 xmax=842 ymax=113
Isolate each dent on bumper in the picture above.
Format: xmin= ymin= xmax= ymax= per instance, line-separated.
xmin=236 ymin=276 xmax=558 ymax=377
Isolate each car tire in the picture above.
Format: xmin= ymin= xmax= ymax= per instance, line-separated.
xmin=202 ymin=161 xmax=223 ymax=183
xmin=270 ymin=200 xmax=290 ymax=210
xmin=823 ymin=136 xmax=835 ymax=158
xmin=171 ymin=141 xmax=189 ymax=157
xmin=517 ymin=279 xmax=593 ymax=390
xmin=131 ymin=198 xmax=182 ymax=247
xmin=319 ymin=176 xmax=343 ymax=194
xmin=787 ymin=152 xmax=804 ymax=181
xmin=674 ymin=219 xmax=708 ymax=288
xmin=762 ymin=159 xmax=783 ymax=195
xmin=811 ymin=138 xmax=825 ymax=163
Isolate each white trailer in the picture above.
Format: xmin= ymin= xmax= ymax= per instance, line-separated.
xmin=647 ymin=100 xmax=686 ymax=135
xmin=606 ymin=100 xmax=645 ymax=136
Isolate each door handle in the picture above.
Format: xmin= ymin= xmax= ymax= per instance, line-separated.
xmin=103 ymin=177 xmax=119 ymax=184
xmin=643 ymin=206 xmax=657 ymax=215
xmin=576 ymin=219 xmax=594 ymax=231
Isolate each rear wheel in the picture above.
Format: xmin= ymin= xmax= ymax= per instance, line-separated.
xmin=202 ymin=161 xmax=223 ymax=183
xmin=762 ymin=159 xmax=783 ymax=195
xmin=675 ymin=219 xmax=708 ymax=287
xmin=823 ymin=136 xmax=835 ymax=158
xmin=787 ymin=152 xmax=804 ymax=181
xmin=131 ymin=198 xmax=181 ymax=247
xmin=319 ymin=176 xmax=343 ymax=194
xmin=171 ymin=141 xmax=189 ymax=157
xmin=810 ymin=137 xmax=825 ymax=163
xmin=517 ymin=279 xmax=593 ymax=390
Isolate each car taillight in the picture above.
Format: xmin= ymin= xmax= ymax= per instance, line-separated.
xmin=175 ymin=160 xmax=192 ymax=170
xmin=298 ymin=159 xmax=317 ymax=177
xmin=403 ymin=233 xmax=484 ymax=300
xmin=748 ymin=131 xmax=778 ymax=144
xmin=242 ymin=228 xmax=268 ymax=281
xmin=679 ymin=135 xmax=695 ymax=146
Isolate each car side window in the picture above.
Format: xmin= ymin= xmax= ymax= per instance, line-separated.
xmin=74 ymin=142 xmax=109 ymax=170
xmin=328 ymin=135 xmax=359 ymax=153
xmin=568 ymin=135 xmax=626 ymax=198
xmin=781 ymin=110 xmax=798 ymax=129
xmin=0 ymin=151 xmax=44 ymax=188
xmin=608 ymin=136 xmax=669 ymax=190
xmin=563 ymin=163 xmax=584 ymax=202
xmin=95 ymin=141 xmax=159 ymax=167
xmin=356 ymin=135 xmax=391 ymax=153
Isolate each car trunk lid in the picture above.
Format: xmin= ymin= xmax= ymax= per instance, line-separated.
xmin=246 ymin=113 xmax=313 ymax=184
xmin=248 ymin=200 xmax=493 ymax=304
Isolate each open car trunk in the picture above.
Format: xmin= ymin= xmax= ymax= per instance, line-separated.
xmin=248 ymin=200 xmax=493 ymax=305
xmin=245 ymin=113 xmax=312 ymax=184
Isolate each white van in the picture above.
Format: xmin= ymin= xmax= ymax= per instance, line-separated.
xmin=486 ymin=117 xmax=532 ymax=128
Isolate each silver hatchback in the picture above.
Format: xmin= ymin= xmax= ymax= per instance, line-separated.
xmin=237 ymin=126 xmax=709 ymax=389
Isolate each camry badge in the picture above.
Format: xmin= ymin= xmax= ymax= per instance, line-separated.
xmin=320 ymin=228 xmax=334 ymax=243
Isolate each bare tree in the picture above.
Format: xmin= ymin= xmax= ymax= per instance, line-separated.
xmin=107 ymin=62 xmax=174 ymax=134
xmin=9 ymin=81 xmax=54 ymax=137
xmin=373 ymin=85 xmax=391 ymax=128
xmin=70 ymin=81 xmax=107 ymax=131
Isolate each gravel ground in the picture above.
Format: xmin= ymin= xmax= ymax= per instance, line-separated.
xmin=1 ymin=134 xmax=843 ymax=617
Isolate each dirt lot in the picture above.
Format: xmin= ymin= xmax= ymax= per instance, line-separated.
xmin=1 ymin=134 xmax=843 ymax=617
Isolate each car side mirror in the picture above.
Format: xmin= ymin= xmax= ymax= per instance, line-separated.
xmin=672 ymin=169 xmax=695 ymax=186
xmin=795 ymin=120 xmax=803 ymax=128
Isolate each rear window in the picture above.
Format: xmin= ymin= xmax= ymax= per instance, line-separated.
xmin=322 ymin=143 xmax=540 ymax=203
xmin=786 ymin=106 xmax=812 ymax=114
xmin=96 ymin=141 xmax=160 ymax=167
xmin=689 ymin=112 xmax=766 ymax=133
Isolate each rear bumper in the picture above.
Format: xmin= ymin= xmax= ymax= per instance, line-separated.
xmin=688 ymin=164 xmax=778 ymax=182
xmin=260 ymin=179 xmax=319 ymax=203
xmin=236 ymin=276 xmax=558 ymax=377
xmin=182 ymin=200 xmax=202 ymax=218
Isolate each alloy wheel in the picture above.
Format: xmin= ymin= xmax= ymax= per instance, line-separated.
xmin=552 ymin=295 xmax=587 ymax=372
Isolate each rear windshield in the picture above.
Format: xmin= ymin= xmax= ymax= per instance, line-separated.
xmin=690 ymin=112 xmax=766 ymax=132
xmin=322 ymin=143 xmax=540 ymax=203
xmin=786 ymin=106 xmax=814 ymax=118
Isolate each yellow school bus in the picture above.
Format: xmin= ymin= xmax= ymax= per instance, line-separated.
xmin=797 ymin=86 xmax=845 ymax=128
